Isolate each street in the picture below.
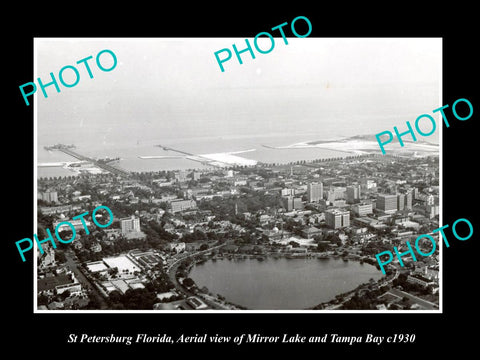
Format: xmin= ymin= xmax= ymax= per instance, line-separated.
xmin=166 ymin=243 xmax=228 ymax=309
xmin=64 ymin=252 xmax=108 ymax=309
xmin=388 ymin=288 xmax=438 ymax=310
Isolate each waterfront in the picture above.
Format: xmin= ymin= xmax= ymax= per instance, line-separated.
xmin=189 ymin=257 xmax=382 ymax=310
xmin=37 ymin=132 xmax=355 ymax=177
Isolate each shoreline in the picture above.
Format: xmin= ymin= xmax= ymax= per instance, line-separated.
xmin=178 ymin=250 xmax=384 ymax=310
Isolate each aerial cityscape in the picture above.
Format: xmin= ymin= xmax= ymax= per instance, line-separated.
xmin=36 ymin=141 xmax=440 ymax=311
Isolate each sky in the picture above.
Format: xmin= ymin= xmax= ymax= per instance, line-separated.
xmin=35 ymin=38 xmax=442 ymax=147
xmin=35 ymin=37 xmax=441 ymax=91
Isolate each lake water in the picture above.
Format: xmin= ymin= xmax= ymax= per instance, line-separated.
xmin=189 ymin=257 xmax=382 ymax=310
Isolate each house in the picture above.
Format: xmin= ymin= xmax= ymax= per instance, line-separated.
xmin=407 ymin=274 xmax=433 ymax=288
xmin=55 ymin=282 xmax=82 ymax=296
xmin=185 ymin=296 xmax=208 ymax=310
xmin=169 ymin=242 xmax=186 ymax=253
xmin=262 ymin=228 xmax=284 ymax=242
xmin=221 ymin=244 xmax=239 ymax=253
xmin=156 ymin=291 xmax=177 ymax=302
xmin=90 ymin=242 xmax=102 ymax=253
xmin=37 ymin=273 xmax=80 ymax=296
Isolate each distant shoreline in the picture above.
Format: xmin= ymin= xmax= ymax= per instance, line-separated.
xmin=37 ymin=133 xmax=440 ymax=178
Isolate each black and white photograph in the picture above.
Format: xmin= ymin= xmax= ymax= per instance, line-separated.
xmin=33 ymin=37 xmax=441 ymax=312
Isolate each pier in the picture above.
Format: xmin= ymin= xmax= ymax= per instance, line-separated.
xmin=46 ymin=144 xmax=130 ymax=177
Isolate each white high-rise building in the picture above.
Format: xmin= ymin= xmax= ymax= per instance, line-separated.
xmin=120 ymin=215 xmax=140 ymax=234
xmin=325 ymin=209 xmax=350 ymax=229
xmin=377 ymin=194 xmax=397 ymax=214
xmin=307 ymin=182 xmax=323 ymax=202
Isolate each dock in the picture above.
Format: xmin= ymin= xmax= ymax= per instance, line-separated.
xmin=46 ymin=144 xmax=130 ymax=177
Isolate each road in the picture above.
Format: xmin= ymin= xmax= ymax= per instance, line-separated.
xmin=64 ymin=252 xmax=108 ymax=309
xmin=166 ymin=243 xmax=226 ymax=273
xmin=388 ymin=288 xmax=438 ymax=310
xmin=385 ymin=268 xmax=400 ymax=284
xmin=323 ymin=266 xmax=400 ymax=310
xmin=381 ymin=268 xmax=437 ymax=309
xmin=166 ymin=243 xmax=227 ymax=309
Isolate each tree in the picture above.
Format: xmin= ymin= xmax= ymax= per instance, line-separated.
xmin=317 ymin=242 xmax=328 ymax=252
xmin=182 ymin=278 xmax=195 ymax=288
xmin=59 ymin=290 xmax=71 ymax=300
xmin=85 ymin=296 xmax=102 ymax=309
xmin=108 ymin=290 xmax=123 ymax=305
xmin=55 ymin=251 xmax=67 ymax=263
xmin=38 ymin=294 xmax=49 ymax=306
xmin=112 ymin=288 xmax=158 ymax=310
xmin=108 ymin=267 xmax=119 ymax=278
xmin=111 ymin=303 xmax=125 ymax=310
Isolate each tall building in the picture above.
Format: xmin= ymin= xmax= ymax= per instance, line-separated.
xmin=352 ymin=203 xmax=373 ymax=217
xmin=376 ymin=194 xmax=398 ymax=214
xmin=192 ymin=171 xmax=201 ymax=181
xmin=293 ymin=197 xmax=304 ymax=211
xmin=426 ymin=194 xmax=436 ymax=206
xmin=120 ymin=215 xmax=141 ymax=234
xmin=307 ymin=182 xmax=323 ymax=202
xmin=175 ymin=170 xmax=187 ymax=183
xmin=346 ymin=185 xmax=361 ymax=204
xmin=426 ymin=204 xmax=440 ymax=219
xmin=39 ymin=191 xmax=58 ymax=203
xmin=397 ymin=193 xmax=405 ymax=211
xmin=327 ymin=187 xmax=346 ymax=203
xmin=361 ymin=179 xmax=377 ymax=190
xmin=412 ymin=187 xmax=419 ymax=199
xmin=325 ymin=209 xmax=350 ymax=229
xmin=283 ymin=196 xmax=293 ymax=211
xmin=405 ymin=191 xmax=413 ymax=210
xmin=281 ymin=188 xmax=295 ymax=197
xmin=282 ymin=196 xmax=303 ymax=211
xmin=318 ymin=199 xmax=328 ymax=211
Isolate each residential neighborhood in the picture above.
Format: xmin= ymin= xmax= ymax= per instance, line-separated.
xmin=36 ymin=153 xmax=440 ymax=311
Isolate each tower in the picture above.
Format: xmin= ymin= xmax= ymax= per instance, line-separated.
xmin=376 ymin=194 xmax=397 ymax=214
xmin=307 ymin=182 xmax=323 ymax=202
xmin=325 ymin=209 xmax=350 ymax=229
xmin=346 ymin=185 xmax=361 ymax=204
